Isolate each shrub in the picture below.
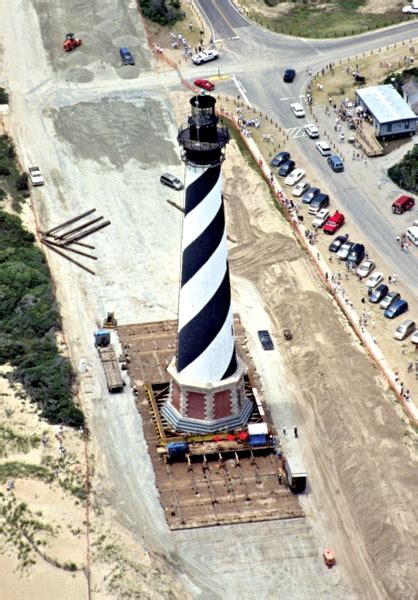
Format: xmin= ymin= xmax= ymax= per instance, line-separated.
xmin=0 ymin=164 xmax=11 ymax=176
xmin=0 ymin=210 xmax=84 ymax=428
xmin=388 ymin=144 xmax=418 ymax=193
xmin=0 ymin=88 xmax=8 ymax=105
xmin=16 ymin=173 xmax=29 ymax=191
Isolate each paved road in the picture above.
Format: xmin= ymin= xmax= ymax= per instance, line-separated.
xmin=196 ymin=0 xmax=418 ymax=296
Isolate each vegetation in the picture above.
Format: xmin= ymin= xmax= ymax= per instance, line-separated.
xmin=0 ymin=87 xmax=9 ymax=104
xmin=0 ymin=426 xmax=41 ymax=458
xmin=0 ymin=209 xmax=83 ymax=428
xmin=383 ymin=67 xmax=418 ymax=96
xmin=0 ymin=494 xmax=53 ymax=569
xmin=139 ymin=0 xmax=184 ymax=25
xmin=239 ymin=0 xmax=413 ymax=38
xmin=388 ymin=144 xmax=418 ymax=193
xmin=0 ymin=135 xmax=28 ymax=211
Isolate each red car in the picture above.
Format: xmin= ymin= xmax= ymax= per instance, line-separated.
xmin=323 ymin=210 xmax=345 ymax=235
xmin=194 ymin=79 xmax=215 ymax=91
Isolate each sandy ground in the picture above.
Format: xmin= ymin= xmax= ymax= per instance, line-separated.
xmin=0 ymin=1 xmax=417 ymax=599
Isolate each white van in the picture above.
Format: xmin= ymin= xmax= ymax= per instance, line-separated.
xmin=406 ymin=226 xmax=418 ymax=246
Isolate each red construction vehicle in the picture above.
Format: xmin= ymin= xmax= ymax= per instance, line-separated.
xmin=63 ymin=33 xmax=82 ymax=52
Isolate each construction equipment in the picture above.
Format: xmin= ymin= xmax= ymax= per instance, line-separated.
xmin=283 ymin=329 xmax=292 ymax=340
xmin=103 ymin=312 xmax=117 ymax=329
xmin=323 ymin=549 xmax=336 ymax=568
xmin=94 ymin=330 xmax=111 ymax=348
xmin=63 ymin=33 xmax=82 ymax=52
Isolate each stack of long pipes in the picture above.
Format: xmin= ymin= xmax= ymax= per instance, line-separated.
xmin=40 ymin=209 xmax=110 ymax=275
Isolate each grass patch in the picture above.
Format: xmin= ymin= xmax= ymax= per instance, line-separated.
xmin=241 ymin=0 xmax=413 ymax=38
xmin=0 ymin=461 xmax=53 ymax=483
xmin=0 ymin=426 xmax=41 ymax=458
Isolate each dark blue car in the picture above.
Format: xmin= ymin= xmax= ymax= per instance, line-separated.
xmin=384 ymin=299 xmax=408 ymax=318
xmin=120 ymin=47 xmax=135 ymax=65
xmin=283 ymin=68 xmax=296 ymax=82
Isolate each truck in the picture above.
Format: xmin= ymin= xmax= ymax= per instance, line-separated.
xmin=98 ymin=345 xmax=124 ymax=393
xmin=323 ymin=210 xmax=345 ymax=234
xmin=94 ymin=330 xmax=123 ymax=393
xmin=285 ymin=455 xmax=307 ymax=493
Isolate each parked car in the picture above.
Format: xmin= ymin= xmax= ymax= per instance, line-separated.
xmin=271 ymin=151 xmax=290 ymax=168
xmin=304 ymin=124 xmax=319 ymax=138
xmin=366 ymin=272 xmax=384 ymax=288
xmin=28 ymin=166 xmax=44 ymax=186
xmin=292 ymin=181 xmax=310 ymax=197
xmin=323 ymin=210 xmax=344 ymax=234
xmin=346 ymin=243 xmax=365 ymax=267
xmin=290 ymin=102 xmax=305 ymax=118
xmin=403 ymin=5 xmax=418 ymax=13
xmin=391 ymin=195 xmax=415 ymax=214
xmin=410 ymin=330 xmax=418 ymax=344
xmin=119 ymin=47 xmax=135 ymax=65
xmin=384 ymin=299 xmax=408 ymax=318
xmin=394 ymin=319 xmax=416 ymax=340
xmin=369 ymin=284 xmax=389 ymax=303
xmin=329 ymin=233 xmax=349 ymax=253
xmin=192 ymin=49 xmax=219 ymax=64
xmin=283 ymin=68 xmax=296 ymax=82
xmin=327 ymin=154 xmax=344 ymax=172
xmin=194 ymin=78 xmax=215 ymax=91
xmin=316 ymin=141 xmax=331 ymax=156
xmin=284 ymin=168 xmax=305 ymax=186
xmin=308 ymin=193 xmax=329 ymax=214
xmin=302 ymin=187 xmax=320 ymax=204
xmin=356 ymin=259 xmax=375 ymax=279
xmin=312 ymin=209 xmax=329 ymax=228
xmin=160 ymin=172 xmax=184 ymax=190
xmin=278 ymin=160 xmax=296 ymax=177
xmin=337 ymin=241 xmax=354 ymax=260
xmin=380 ymin=291 xmax=400 ymax=310
xmin=258 ymin=330 xmax=274 ymax=350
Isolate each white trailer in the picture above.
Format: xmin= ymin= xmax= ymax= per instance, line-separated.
xmin=285 ymin=455 xmax=307 ymax=493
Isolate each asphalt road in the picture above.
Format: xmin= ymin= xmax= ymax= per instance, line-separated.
xmin=195 ymin=0 xmax=418 ymax=296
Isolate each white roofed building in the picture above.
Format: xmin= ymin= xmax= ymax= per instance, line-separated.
xmin=355 ymin=84 xmax=417 ymax=139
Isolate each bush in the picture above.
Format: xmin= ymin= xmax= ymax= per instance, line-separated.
xmin=0 ymin=88 xmax=8 ymax=105
xmin=388 ymin=144 xmax=418 ymax=193
xmin=139 ymin=0 xmax=183 ymax=25
xmin=16 ymin=173 xmax=29 ymax=191
xmin=0 ymin=210 xmax=84 ymax=428
xmin=0 ymin=164 xmax=11 ymax=176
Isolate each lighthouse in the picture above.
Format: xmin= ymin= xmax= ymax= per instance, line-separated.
xmin=162 ymin=94 xmax=253 ymax=434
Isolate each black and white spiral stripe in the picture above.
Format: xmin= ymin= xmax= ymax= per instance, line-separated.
xmin=176 ymin=162 xmax=237 ymax=382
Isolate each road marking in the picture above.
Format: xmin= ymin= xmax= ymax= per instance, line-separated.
xmin=279 ymin=96 xmax=300 ymax=101
xmin=214 ymin=35 xmax=240 ymax=43
xmin=232 ymin=74 xmax=252 ymax=108
xmin=286 ymin=127 xmax=306 ymax=139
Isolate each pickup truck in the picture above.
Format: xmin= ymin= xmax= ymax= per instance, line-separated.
xmin=312 ymin=208 xmax=329 ymax=228
xmin=323 ymin=210 xmax=345 ymax=234
xmin=192 ymin=49 xmax=219 ymax=65
xmin=28 ymin=166 xmax=44 ymax=186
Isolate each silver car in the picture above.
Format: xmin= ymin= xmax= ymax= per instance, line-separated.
xmin=160 ymin=173 xmax=184 ymax=191
xmin=380 ymin=291 xmax=400 ymax=310
xmin=356 ymin=259 xmax=375 ymax=279
xmin=337 ymin=241 xmax=354 ymax=260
